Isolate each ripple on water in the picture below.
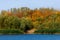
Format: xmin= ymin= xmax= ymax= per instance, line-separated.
xmin=0 ymin=34 xmax=60 ymax=40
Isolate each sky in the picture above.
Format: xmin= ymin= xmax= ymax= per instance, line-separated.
xmin=0 ymin=0 xmax=60 ymax=11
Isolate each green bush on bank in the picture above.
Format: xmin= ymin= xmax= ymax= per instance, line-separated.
xmin=0 ymin=29 xmax=24 ymax=34
xmin=34 ymin=29 xmax=60 ymax=34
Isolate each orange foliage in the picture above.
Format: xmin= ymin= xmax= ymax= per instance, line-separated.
xmin=1 ymin=8 xmax=60 ymax=21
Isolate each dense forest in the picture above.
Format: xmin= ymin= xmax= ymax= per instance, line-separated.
xmin=0 ymin=7 xmax=60 ymax=34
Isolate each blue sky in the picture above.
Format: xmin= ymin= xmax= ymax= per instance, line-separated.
xmin=0 ymin=0 xmax=60 ymax=11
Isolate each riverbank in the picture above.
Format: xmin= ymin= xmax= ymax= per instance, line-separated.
xmin=0 ymin=29 xmax=60 ymax=34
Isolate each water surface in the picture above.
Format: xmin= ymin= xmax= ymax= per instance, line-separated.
xmin=0 ymin=34 xmax=60 ymax=40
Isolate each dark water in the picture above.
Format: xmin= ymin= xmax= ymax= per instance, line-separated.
xmin=0 ymin=34 xmax=60 ymax=40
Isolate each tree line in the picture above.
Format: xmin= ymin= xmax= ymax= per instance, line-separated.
xmin=0 ymin=7 xmax=60 ymax=34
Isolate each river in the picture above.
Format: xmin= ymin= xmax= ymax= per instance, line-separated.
xmin=0 ymin=34 xmax=60 ymax=40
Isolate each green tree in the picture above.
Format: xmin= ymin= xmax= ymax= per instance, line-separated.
xmin=4 ymin=16 xmax=21 ymax=29
xmin=20 ymin=17 xmax=33 ymax=32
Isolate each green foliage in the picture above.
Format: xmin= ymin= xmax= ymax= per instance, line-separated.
xmin=0 ymin=7 xmax=60 ymax=34
xmin=4 ymin=16 xmax=21 ymax=29
xmin=20 ymin=17 xmax=34 ymax=32
xmin=0 ymin=29 xmax=24 ymax=34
